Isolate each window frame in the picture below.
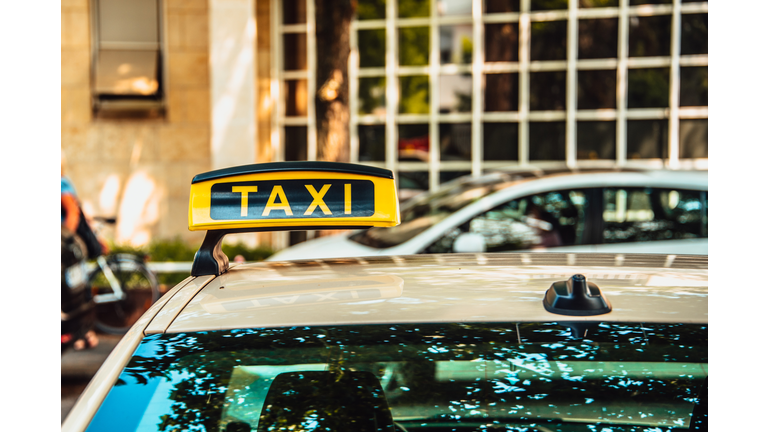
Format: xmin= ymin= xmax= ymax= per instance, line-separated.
xmin=89 ymin=0 xmax=167 ymax=115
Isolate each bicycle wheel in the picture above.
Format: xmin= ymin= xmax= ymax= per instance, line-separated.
xmin=89 ymin=254 xmax=160 ymax=335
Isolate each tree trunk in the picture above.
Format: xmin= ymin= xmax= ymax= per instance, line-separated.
xmin=315 ymin=0 xmax=355 ymax=162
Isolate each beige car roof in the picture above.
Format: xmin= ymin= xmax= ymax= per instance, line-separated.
xmin=147 ymin=253 xmax=707 ymax=335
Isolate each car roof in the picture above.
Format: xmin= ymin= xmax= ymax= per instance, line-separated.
xmin=145 ymin=253 xmax=708 ymax=335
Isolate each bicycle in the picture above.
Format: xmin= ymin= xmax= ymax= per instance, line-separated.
xmin=88 ymin=217 xmax=161 ymax=334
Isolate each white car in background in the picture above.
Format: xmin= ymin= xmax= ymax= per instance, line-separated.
xmin=269 ymin=168 xmax=708 ymax=261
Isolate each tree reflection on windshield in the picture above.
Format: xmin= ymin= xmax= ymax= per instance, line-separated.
xmin=87 ymin=322 xmax=707 ymax=432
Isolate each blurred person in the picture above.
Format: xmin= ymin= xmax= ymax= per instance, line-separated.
xmin=523 ymin=203 xmax=562 ymax=248
xmin=61 ymin=151 xmax=104 ymax=350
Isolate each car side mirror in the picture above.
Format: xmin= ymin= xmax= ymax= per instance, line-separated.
xmin=452 ymin=233 xmax=486 ymax=253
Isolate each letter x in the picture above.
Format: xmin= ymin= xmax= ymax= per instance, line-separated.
xmin=304 ymin=184 xmax=332 ymax=215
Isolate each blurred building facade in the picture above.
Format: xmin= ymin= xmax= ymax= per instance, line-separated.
xmin=61 ymin=0 xmax=707 ymax=249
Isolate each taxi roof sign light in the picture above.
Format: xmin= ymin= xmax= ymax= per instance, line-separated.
xmin=189 ymin=162 xmax=400 ymax=276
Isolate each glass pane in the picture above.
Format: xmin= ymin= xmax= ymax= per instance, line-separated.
xmin=485 ymin=0 xmax=520 ymax=13
xmin=603 ymin=188 xmax=705 ymax=244
xmin=283 ymin=0 xmax=307 ymax=24
xmin=577 ymin=69 xmax=616 ymax=109
xmin=680 ymin=67 xmax=707 ymax=107
xmin=359 ymin=29 xmax=386 ymax=68
xmin=440 ymin=123 xmax=472 ymax=161
xmin=358 ymin=125 xmax=386 ymax=162
xmin=681 ymin=14 xmax=708 ymax=55
xmin=483 ymin=122 xmax=518 ymax=160
xmin=398 ymin=123 xmax=430 ymax=161
xmin=630 ymin=0 xmax=671 ymax=4
xmin=283 ymin=33 xmax=307 ymax=71
xmin=284 ymin=126 xmax=307 ymax=161
xmin=437 ymin=0 xmax=472 ymax=16
xmin=434 ymin=188 xmax=592 ymax=252
xmin=357 ymin=0 xmax=386 ymax=20
xmin=627 ymin=120 xmax=668 ymax=159
xmin=529 ymin=122 xmax=565 ymax=160
xmin=579 ymin=0 xmax=618 ymax=6
xmin=680 ymin=119 xmax=708 ymax=159
xmin=285 ymin=79 xmax=308 ymax=116
xmin=629 ymin=15 xmax=671 ymax=57
xmin=398 ymin=171 xmax=429 ymax=194
xmin=485 ymin=23 xmax=519 ymax=62
xmin=531 ymin=21 xmax=567 ymax=61
xmin=485 ymin=73 xmax=519 ymax=112
xmin=531 ymin=0 xmax=568 ymax=10
xmin=627 ymin=68 xmax=669 ymax=108
xmin=359 ymin=77 xmax=387 ymax=115
xmin=439 ymin=75 xmax=473 ymax=113
xmin=530 ymin=71 xmax=566 ymax=111
xmin=399 ymin=75 xmax=430 ymax=114
xmin=440 ymin=171 xmax=471 ymax=184
xmin=399 ymin=27 xmax=430 ymax=66
xmin=577 ymin=121 xmax=616 ymax=160
xmin=399 ymin=0 xmax=430 ymax=18
xmin=440 ymin=25 xmax=473 ymax=65
xmin=289 ymin=231 xmax=307 ymax=246
xmin=578 ymin=18 xmax=618 ymax=59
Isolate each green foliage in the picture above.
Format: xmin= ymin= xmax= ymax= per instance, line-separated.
xmin=398 ymin=0 xmax=429 ymax=18
xmin=221 ymin=242 xmax=274 ymax=262
xmin=109 ymin=237 xmax=274 ymax=287
xmin=356 ymin=0 xmax=386 ymax=20
xmin=399 ymin=27 xmax=430 ymax=66
xmin=399 ymin=75 xmax=430 ymax=114
xmin=628 ymin=68 xmax=670 ymax=108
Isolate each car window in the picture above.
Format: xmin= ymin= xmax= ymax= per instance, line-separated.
xmin=603 ymin=188 xmax=707 ymax=244
xmin=87 ymin=322 xmax=707 ymax=432
xmin=425 ymin=189 xmax=592 ymax=253
xmin=350 ymin=174 xmax=522 ymax=248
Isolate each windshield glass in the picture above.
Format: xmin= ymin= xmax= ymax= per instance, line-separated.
xmin=88 ymin=322 xmax=707 ymax=432
xmin=351 ymin=174 xmax=520 ymax=248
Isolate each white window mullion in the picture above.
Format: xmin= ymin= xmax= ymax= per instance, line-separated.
xmin=429 ymin=0 xmax=439 ymax=192
xmin=385 ymin=0 xmax=397 ymax=174
xmin=519 ymin=0 xmax=530 ymax=165
xmin=271 ymin=0 xmax=283 ymax=162
xmin=307 ymin=0 xmax=317 ymax=161
xmin=471 ymin=0 xmax=483 ymax=177
xmin=668 ymin=0 xmax=682 ymax=169
xmin=349 ymin=22 xmax=360 ymax=163
xmin=565 ymin=0 xmax=578 ymax=168
xmin=616 ymin=0 xmax=629 ymax=166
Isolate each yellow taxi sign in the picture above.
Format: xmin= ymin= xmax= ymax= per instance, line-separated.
xmin=189 ymin=162 xmax=400 ymax=231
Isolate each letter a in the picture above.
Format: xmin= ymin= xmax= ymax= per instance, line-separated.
xmin=262 ymin=186 xmax=293 ymax=216
xmin=304 ymin=184 xmax=332 ymax=215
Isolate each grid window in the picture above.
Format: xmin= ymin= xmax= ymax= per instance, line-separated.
xmin=531 ymin=21 xmax=568 ymax=61
xmin=680 ymin=120 xmax=707 ymax=159
xmin=578 ymin=18 xmax=618 ymax=60
xmin=485 ymin=0 xmax=519 ymax=13
xmin=627 ymin=120 xmax=668 ymax=160
xmin=530 ymin=122 xmax=566 ymax=161
xmin=629 ymin=15 xmax=671 ymax=57
xmin=341 ymin=0 xmax=708 ymax=195
xmin=578 ymin=70 xmax=616 ymax=110
xmin=483 ymin=123 xmax=518 ymax=161
xmin=530 ymin=71 xmax=566 ymax=111
xmin=577 ymin=121 xmax=616 ymax=160
xmin=485 ymin=73 xmax=519 ymax=112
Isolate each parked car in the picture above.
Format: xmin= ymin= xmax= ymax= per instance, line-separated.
xmin=269 ymin=168 xmax=708 ymax=261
